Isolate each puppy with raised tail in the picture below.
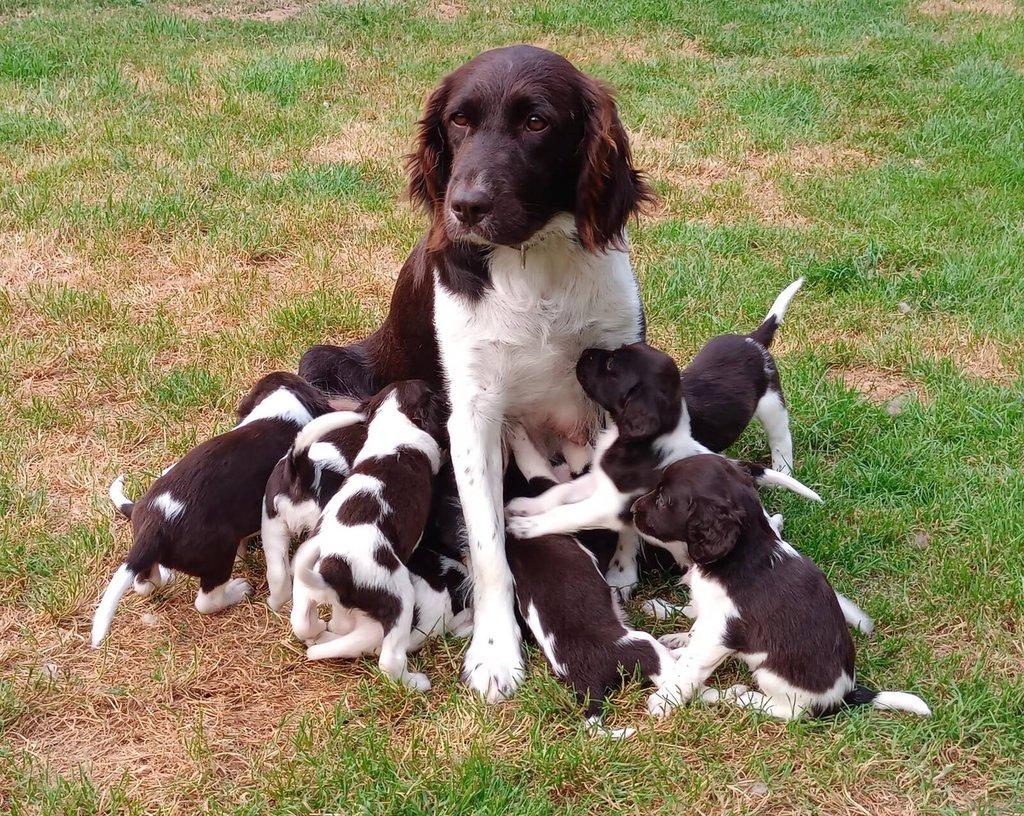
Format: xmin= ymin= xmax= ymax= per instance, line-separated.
xmin=634 ymin=455 xmax=929 ymax=720
xmin=93 ymin=372 xmax=333 ymax=647
xmin=290 ymin=380 xmax=447 ymax=691
xmin=505 ymin=425 xmax=675 ymax=737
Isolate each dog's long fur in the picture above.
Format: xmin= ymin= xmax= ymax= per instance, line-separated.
xmin=634 ymin=456 xmax=929 ymax=720
xmin=297 ymin=46 xmax=653 ymax=701
xmin=92 ymin=372 xmax=333 ymax=647
xmin=289 ymin=381 xmax=448 ymax=691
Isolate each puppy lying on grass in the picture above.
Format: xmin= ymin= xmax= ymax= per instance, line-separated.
xmin=635 ymin=455 xmax=930 ymax=720
xmin=93 ymin=372 xmax=333 ymax=647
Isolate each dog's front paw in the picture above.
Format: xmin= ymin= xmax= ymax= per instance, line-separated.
xmin=267 ymin=587 xmax=291 ymax=612
xmin=404 ymin=671 xmax=432 ymax=692
xmin=505 ymin=514 xmax=544 ymax=539
xmin=462 ymin=624 xmax=524 ymax=703
xmin=505 ymin=497 xmax=542 ymax=518
xmin=658 ymin=631 xmax=692 ymax=650
xmin=647 ymin=685 xmax=684 ymax=718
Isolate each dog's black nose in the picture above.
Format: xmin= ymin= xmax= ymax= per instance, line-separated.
xmin=450 ymin=187 xmax=493 ymax=226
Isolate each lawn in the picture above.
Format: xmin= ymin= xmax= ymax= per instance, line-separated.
xmin=1 ymin=0 xmax=1023 ymax=812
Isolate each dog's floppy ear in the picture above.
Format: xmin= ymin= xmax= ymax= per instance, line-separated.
xmin=684 ymin=499 xmax=742 ymax=565
xmin=407 ymin=77 xmax=452 ymax=212
xmin=618 ymin=387 xmax=662 ymax=440
xmin=575 ymin=77 xmax=655 ymax=253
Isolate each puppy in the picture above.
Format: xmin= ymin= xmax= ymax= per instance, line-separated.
xmin=261 ymin=410 xmax=368 ymax=610
xmin=92 ymin=372 xmax=333 ymax=647
xmin=290 ymin=380 xmax=447 ymax=691
xmin=505 ymin=344 xmax=815 ymax=592
xmin=682 ymin=277 xmax=803 ymax=473
xmin=634 ymin=455 xmax=930 ymax=720
xmin=505 ymin=426 xmax=675 ymax=737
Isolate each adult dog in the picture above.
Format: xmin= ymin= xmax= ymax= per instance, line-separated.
xmin=299 ymin=45 xmax=652 ymax=701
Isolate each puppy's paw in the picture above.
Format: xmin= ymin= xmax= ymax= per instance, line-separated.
xmin=646 ymin=687 xmax=681 ymax=718
xmin=642 ymin=598 xmax=689 ymax=621
xmin=505 ymin=497 xmax=542 ymax=518
xmin=225 ymin=578 xmax=253 ymax=606
xmin=505 ymin=514 xmax=544 ymax=539
xmin=658 ymin=631 xmax=692 ymax=650
xmin=462 ymin=625 xmax=525 ymax=703
xmin=267 ymin=589 xmax=291 ymax=612
xmin=404 ymin=672 xmax=432 ymax=693
xmin=724 ymin=684 xmax=750 ymax=701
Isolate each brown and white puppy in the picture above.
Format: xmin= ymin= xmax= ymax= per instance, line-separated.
xmin=505 ymin=426 xmax=675 ymax=737
xmin=261 ymin=410 xmax=368 ymax=610
xmin=682 ymin=277 xmax=803 ymax=474
xmin=505 ymin=344 xmax=816 ymax=593
xmin=634 ymin=455 xmax=930 ymax=720
xmin=298 ymin=45 xmax=653 ymax=701
xmin=290 ymin=380 xmax=448 ymax=691
xmin=93 ymin=372 xmax=333 ymax=647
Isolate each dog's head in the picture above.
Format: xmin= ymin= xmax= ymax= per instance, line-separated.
xmin=576 ymin=343 xmax=682 ymax=441
xmin=407 ymin=44 xmax=653 ymax=252
xmin=236 ymin=371 xmax=333 ymax=421
xmin=391 ymin=379 xmax=448 ymax=444
xmin=632 ymin=455 xmax=757 ymax=565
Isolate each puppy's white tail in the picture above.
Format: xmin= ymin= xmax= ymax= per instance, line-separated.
xmin=846 ymin=684 xmax=930 ymax=716
xmin=108 ymin=475 xmax=134 ymax=520
xmin=90 ymin=563 xmax=135 ymax=648
xmin=292 ymin=410 xmax=364 ymax=456
xmin=745 ymin=463 xmax=822 ymax=502
xmin=872 ymin=691 xmax=932 ymax=716
xmin=750 ymin=277 xmax=804 ymax=348
xmin=291 ymin=539 xmax=326 ymax=591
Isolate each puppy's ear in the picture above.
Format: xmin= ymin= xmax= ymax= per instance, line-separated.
xmin=618 ymin=387 xmax=661 ymax=440
xmin=406 ymin=77 xmax=452 ymax=212
xmin=575 ymin=78 xmax=655 ymax=253
xmin=685 ymin=500 xmax=742 ymax=565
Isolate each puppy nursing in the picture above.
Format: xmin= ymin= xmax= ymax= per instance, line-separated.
xmin=289 ymin=380 xmax=450 ymax=690
xmin=92 ymin=372 xmax=333 ymax=647
xmin=635 ymin=456 xmax=929 ymax=720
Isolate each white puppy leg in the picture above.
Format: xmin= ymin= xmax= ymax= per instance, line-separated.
xmin=755 ymin=390 xmax=794 ymax=475
xmin=647 ymin=628 xmax=732 ymax=717
xmin=562 ymin=441 xmax=593 ymax=476
xmin=262 ymin=511 xmax=293 ymax=611
xmin=606 ymin=528 xmax=640 ymax=599
xmin=307 ymin=615 xmax=384 ymax=660
xmin=290 ymin=579 xmax=325 ymax=642
xmin=195 ymin=578 xmax=252 ymax=614
xmin=643 ymin=599 xmax=693 ymax=621
xmin=505 ymin=472 xmax=597 ymax=517
xmin=376 ymin=566 xmax=430 ymax=692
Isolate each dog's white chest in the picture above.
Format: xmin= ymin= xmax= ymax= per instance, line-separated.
xmin=434 ymin=234 xmax=641 ymax=439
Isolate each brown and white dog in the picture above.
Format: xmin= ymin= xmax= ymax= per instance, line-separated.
xmin=634 ymin=455 xmax=929 ymax=720
xmin=297 ymin=46 xmax=654 ymax=700
xmin=290 ymin=380 xmax=448 ymax=691
xmin=261 ymin=410 xmax=368 ymax=610
xmin=505 ymin=426 xmax=675 ymax=737
xmin=92 ymin=372 xmax=332 ymax=647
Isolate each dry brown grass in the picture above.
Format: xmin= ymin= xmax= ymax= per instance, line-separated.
xmin=918 ymin=0 xmax=1019 ymax=17
xmin=831 ymin=365 xmax=924 ymax=404
xmin=167 ymin=0 xmax=310 ymax=22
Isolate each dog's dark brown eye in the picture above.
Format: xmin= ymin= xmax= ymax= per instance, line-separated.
xmin=451 ymin=112 xmax=469 ymax=127
xmin=526 ymin=114 xmax=548 ymax=132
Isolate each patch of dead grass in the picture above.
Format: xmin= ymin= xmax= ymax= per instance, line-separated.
xmin=918 ymin=0 xmax=1019 ymax=16
xmin=831 ymin=365 xmax=924 ymax=404
xmin=306 ymin=119 xmax=405 ymax=165
xmin=168 ymin=0 xmax=309 ymax=21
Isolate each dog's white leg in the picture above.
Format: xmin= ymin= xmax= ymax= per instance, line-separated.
xmin=328 ymin=603 xmax=357 ymax=635
xmin=450 ymin=406 xmax=524 ymax=702
xmin=133 ymin=564 xmax=164 ymax=597
xmin=724 ymin=685 xmax=803 ymax=721
xmin=290 ymin=579 xmax=325 ymax=642
xmin=306 ymin=615 xmax=384 ymax=660
xmin=606 ymin=528 xmax=640 ymax=599
xmin=376 ymin=566 xmax=430 ymax=692
xmin=195 ymin=578 xmax=252 ymax=614
xmin=643 ymin=599 xmax=692 ymax=621
xmin=755 ymin=391 xmax=794 ymax=475
xmin=262 ymin=511 xmax=293 ymax=611
xmin=449 ymin=608 xmax=474 ymax=638
xmin=505 ymin=486 xmax=623 ymax=538
xmin=647 ymin=627 xmax=732 ymax=717
xmin=506 ymin=423 xmax=557 ymax=483
xmin=505 ymin=472 xmax=597 ymax=517
xmin=562 ymin=441 xmax=593 ymax=476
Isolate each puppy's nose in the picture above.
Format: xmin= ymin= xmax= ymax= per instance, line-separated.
xmin=450 ymin=186 xmax=493 ymax=226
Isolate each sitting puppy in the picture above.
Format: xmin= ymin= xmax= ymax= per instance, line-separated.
xmin=634 ymin=455 xmax=930 ymax=720
xmin=505 ymin=425 xmax=676 ymax=737
xmin=505 ymin=344 xmax=815 ymax=592
xmin=290 ymin=380 xmax=447 ymax=691
xmin=261 ymin=410 xmax=368 ymax=610
xmin=92 ymin=372 xmax=333 ymax=647
xmin=682 ymin=277 xmax=803 ymax=474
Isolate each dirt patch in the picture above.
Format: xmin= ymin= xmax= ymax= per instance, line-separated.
xmin=425 ymin=0 xmax=467 ymax=20
xmin=306 ymin=119 xmax=404 ymax=165
xmin=918 ymin=0 xmax=1018 ymax=16
xmin=0 ymin=233 xmax=93 ymax=291
xmin=168 ymin=1 xmax=309 ymax=21
xmin=920 ymin=318 xmax=1019 ymax=384
xmin=831 ymin=365 xmax=924 ymax=404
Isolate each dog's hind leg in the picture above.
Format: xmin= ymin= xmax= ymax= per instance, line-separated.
xmin=754 ymin=391 xmax=794 ymax=475
xmin=307 ymin=615 xmax=384 ymax=660
xmin=723 ymin=684 xmax=804 ymax=721
xmin=195 ymin=577 xmax=252 ymax=614
xmin=606 ymin=528 xmax=640 ymax=600
xmin=262 ymin=511 xmax=294 ymax=611
xmin=377 ymin=567 xmax=430 ymax=692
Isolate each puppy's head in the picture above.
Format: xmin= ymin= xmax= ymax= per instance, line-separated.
xmin=576 ymin=343 xmax=682 ymax=441
xmin=236 ymin=371 xmax=333 ymax=421
xmin=392 ymin=379 xmax=448 ymax=444
xmin=632 ymin=455 xmax=755 ymax=565
xmin=407 ymin=45 xmax=653 ymax=252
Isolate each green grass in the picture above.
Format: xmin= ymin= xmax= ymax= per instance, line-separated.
xmin=2 ymin=0 xmax=1023 ymax=813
